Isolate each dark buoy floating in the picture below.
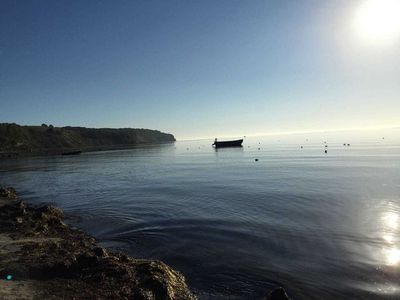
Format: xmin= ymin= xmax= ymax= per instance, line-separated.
xmin=301 ymin=146 xmax=303 ymax=149
xmin=325 ymin=145 xmax=328 ymax=148
xmin=324 ymin=149 xmax=328 ymax=154
xmin=347 ymin=144 xmax=350 ymax=146
xmin=255 ymin=158 xmax=259 ymax=162
xmin=258 ymin=148 xmax=261 ymax=150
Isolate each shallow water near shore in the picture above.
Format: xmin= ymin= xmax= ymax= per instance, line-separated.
xmin=1 ymin=130 xmax=400 ymax=299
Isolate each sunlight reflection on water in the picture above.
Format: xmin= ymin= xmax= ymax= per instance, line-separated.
xmin=383 ymin=247 xmax=400 ymax=266
xmin=381 ymin=206 xmax=400 ymax=266
xmin=360 ymin=202 xmax=400 ymax=296
xmin=383 ymin=211 xmax=399 ymax=230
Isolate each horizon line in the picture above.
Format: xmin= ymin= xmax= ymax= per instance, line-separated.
xmin=177 ymin=125 xmax=400 ymax=141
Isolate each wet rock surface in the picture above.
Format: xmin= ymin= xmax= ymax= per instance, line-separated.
xmin=265 ymin=287 xmax=290 ymax=300
xmin=0 ymin=187 xmax=196 ymax=300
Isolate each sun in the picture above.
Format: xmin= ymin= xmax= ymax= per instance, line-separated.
xmin=353 ymin=0 xmax=400 ymax=45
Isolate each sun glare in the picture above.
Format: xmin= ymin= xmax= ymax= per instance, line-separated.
xmin=384 ymin=248 xmax=400 ymax=266
xmin=353 ymin=0 xmax=400 ymax=45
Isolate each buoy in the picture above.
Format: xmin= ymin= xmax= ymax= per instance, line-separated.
xmin=255 ymin=158 xmax=259 ymax=162
xmin=347 ymin=144 xmax=350 ymax=146
xmin=6 ymin=275 xmax=12 ymax=280
xmin=301 ymin=146 xmax=303 ymax=149
xmin=325 ymin=145 xmax=328 ymax=148
xmin=258 ymin=148 xmax=260 ymax=150
xmin=324 ymin=150 xmax=327 ymax=154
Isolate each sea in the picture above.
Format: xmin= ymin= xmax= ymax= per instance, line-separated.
xmin=1 ymin=129 xmax=400 ymax=299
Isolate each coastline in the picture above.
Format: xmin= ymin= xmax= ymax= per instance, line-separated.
xmin=0 ymin=142 xmax=176 ymax=158
xmin=0 ymin=187 xmax=195 ymax=300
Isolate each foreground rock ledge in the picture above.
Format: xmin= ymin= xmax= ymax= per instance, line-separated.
xmin=0 ymin=187 xmax=196 ymax=300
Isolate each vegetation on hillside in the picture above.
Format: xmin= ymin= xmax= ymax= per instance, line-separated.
xmin=0 ymin=123 xmax=175 ymax=154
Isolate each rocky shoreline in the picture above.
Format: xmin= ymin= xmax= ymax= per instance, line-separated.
xmin=0 ymin=187 xmax=195 ymax=300
xmin=0 ymin=187 xmax=290 ymax=300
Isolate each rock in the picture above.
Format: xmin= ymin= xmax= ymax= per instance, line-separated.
xmin=0 ymin=187 xmax=17 ymax=199
xmin=93 ymin=247 xmax=108 ymax=257
xmin=265 ymin=287 xmax=290 ymax=300
xmin=38 ymin=205 xmax=64 ymax=221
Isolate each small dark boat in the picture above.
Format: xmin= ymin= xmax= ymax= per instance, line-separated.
xmin=61 ymin=150 xmax=82 ymax=156
xmin=212 ymin=138 xmax=243 ymax=148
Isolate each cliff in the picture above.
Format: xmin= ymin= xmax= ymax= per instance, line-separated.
xmin=0 ymin=123 xmax=175 ymax=155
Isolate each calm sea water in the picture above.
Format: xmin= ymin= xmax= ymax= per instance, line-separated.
xmin=1 ymin=132 xmax=400 ymax=299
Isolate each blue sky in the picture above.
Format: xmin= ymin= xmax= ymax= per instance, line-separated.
xmin=1 ymin=0 xmax=399 ymax=139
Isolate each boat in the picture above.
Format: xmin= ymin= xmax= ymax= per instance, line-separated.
xmin=61 ymin=150 xmax=82 ymax=156
xmin=212 ymin=138 xmax=243 ymax=148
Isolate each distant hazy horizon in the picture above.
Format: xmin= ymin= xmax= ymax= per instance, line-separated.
xmin=1 ymin=0 xmax=399 ymax=140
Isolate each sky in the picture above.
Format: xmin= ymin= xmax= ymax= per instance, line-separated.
xmin=1 ymin=0 xmax=400 ymax=140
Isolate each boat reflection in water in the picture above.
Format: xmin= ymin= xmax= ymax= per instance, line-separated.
xmin=212 ymin=138 xmax=243 ymax=148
